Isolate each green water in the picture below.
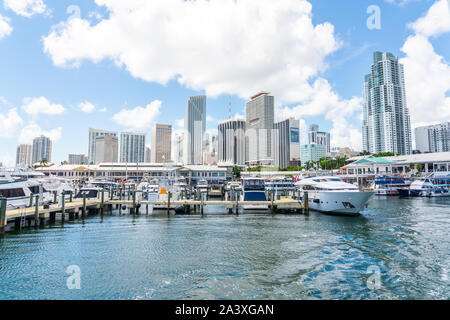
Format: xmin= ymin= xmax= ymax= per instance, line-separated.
xmin=0 ymin=197 xmax=448 ymax=300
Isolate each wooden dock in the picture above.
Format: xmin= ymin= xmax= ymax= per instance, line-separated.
xmin=0 ymin=192 xmax=308 ymax=234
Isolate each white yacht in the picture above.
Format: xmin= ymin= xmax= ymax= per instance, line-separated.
xmin=398 ymin=172 xmax=450 ymax=197
xmin=0 ymin=178 xmax=51 ymax=209
xmin=295 ymin=176 xmax=374 ymax=216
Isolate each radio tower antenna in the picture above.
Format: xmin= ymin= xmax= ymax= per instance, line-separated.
xmin=228 ymin=95 xmax=231 ymax=120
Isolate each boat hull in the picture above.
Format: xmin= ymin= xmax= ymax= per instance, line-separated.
xmin=304 ymin=191 xmax=374 ymax=216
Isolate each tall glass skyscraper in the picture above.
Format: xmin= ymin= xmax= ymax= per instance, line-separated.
xmin=32 ymin=135 xmax=52 ymax=164
xmin=119 ymin=132 xmax=146 ymax=163
xmin=184 ymin=96 xmax=206 ymax=165
xmin=362 ymin=52 xmax=412 ymax=155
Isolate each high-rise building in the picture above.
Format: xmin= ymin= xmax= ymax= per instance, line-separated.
xmin=273 ymin=118 xmax=300 ymax=168
xmin=32 ymin=135 xmax=52 ymax=164
xmin=245 ymin=92 xmax=274 ymax=166
xmin=362 ymin=52 xmax=412 ymax=155
xmin=173 ymin=133 xmax=184 ymax=164
xmin=218 ymin=119 xmax=246 ymax=165
xmin=16 ymin=144 xmax=32 ymax=167
xmin=95 ymin=135 xmax=118 ymax=163
xmin=119 ymin=132 xmax=146 ymax=163
xmin=88 ymin=128 xmax=118 ymax=164
xmin=300 ymin=144 xmax=326 ymax=166
xmin=184 ymin=96 xmax=206 ymax=165
xmin=151 ymin=124 xmax=172 ymax=163
xmin=145 ymin=147 xmax=151 ymax=163
xmin=415 ymin=122 xmax=450 ymax=153
xmin=204 ymin=132 xmax=218 ymax=153
xmin=308 ymin=124 xmax=330 ymax=154
xmin=68 ymin=154 xmax=88 ymax=165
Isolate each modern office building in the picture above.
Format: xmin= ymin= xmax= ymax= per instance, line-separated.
xmin=68 ymin=154 xmax=88 ymax=165
xmin=218 ymin=119 xmax=246 ymax=165
xmin=32 ymin=135 xmax=52 ymax=164
xmin=362 ymin=51 xmax=412 ymax=155
xmin=204 ymin=132 xmax=218 ymax=153
xmin=119 ymin=132 xmax=146 ymax=163
xmin=273 ymin=118 xmax=300 ymax=168
xmin=95 ymin=135 xmax=118 ymax=163
xmin=174 ymin=133 xmax=184 ymax=164
xmin=309 ymin=124 xmax=331 ymax=154
xmin=184 ymin=96 xmax=206 ymax=165
xmin=16 ymin=144 xmax=32 ymax=167
xmin=145 ymin=147 xmax=151 ymax=163
xmin=300 ymin=144 xmax=326 ymax=166
xmin=150 ymin=124 xmax=172 ymax=163
xmin=245 ymin=92 xmax=275 ymax=166
xmin=88 ymin=128 xmax=118 ymax=164
xmin=415 ymin=122 xmax=450 ymax=153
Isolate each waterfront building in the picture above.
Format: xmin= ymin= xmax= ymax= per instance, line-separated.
xmin=245 ymin=92 xmax=274 ymax=166
xmin=184 ymin=96 xmax=206 ymax=165
xmin=88 ymin=128 xmax=118 ymax=164
xmin=415 ymin=122 xmax=450 ymax=153
xmin=16 ymin=144 xmax=32 ymax=167
xmin=173 ymin=132 xmax=184 ymax=164
xmin=95 ymin=135 xmax=118 ymax=164
xmin=151 ymin=124 xmax=172 ymax=163
xmin=68 ymin=154 xmax=88 ymax=165
xmin=308 ymin=124 xmax=330 ymax=154
xmin=32 ymin=135 xmax=52 ymax=164
xmin=300 ymin=144 xmax=326 ymax=166
xmin=273 ymin=118 xmax=300 ymax=168
xmin=218 ymin=119 xmax=246 ymax=165
xmin=362 ymin=51 xmax=412 ymax=155
xmin=119 ymin=132 xmax=146 ymax=163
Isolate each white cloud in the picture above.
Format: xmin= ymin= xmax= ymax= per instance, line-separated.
xmin=0 ymin=153 xmax=14 ymax=167
xmin=99 ymin=107 xmax=107 ymax=112
xmin=18 ymin=122 xmax=62 ymax=144
xmin=42 ymin=0 xmax=340 ymax=104
xmin=78 ymin=101 xmax=95 ymax=113
xmin=174 ymin=118 xmax=184 ymax=128
xmin=4 ymin=0 xmax=47 ymax=18
xmin=400 ymin=0 xmax=450 ymax=126
xmin=0 ymin=108 xmax=23 ymax=138
xmin=0 ymin=14 xmax=12 ymax=39
xmin=112 ymin=100 xmax=161 ymax=130
xmin=22 ymin=96 xmax=65 ymax=115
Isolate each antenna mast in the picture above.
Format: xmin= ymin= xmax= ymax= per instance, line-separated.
xmin=228 ymin=95 xmax=231 ymax=120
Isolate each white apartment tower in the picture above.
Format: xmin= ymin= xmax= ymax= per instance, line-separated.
xmin=151 ymin=124 xmax=172 ymax=163
xmin=173 ymin=133 xmax=184 ymax=164
xmin=218 ymin=119 xmax=246 ymax=165
xmin=119 ymin=132 xmax=146 ymax=163
xmin=32 ymin=135 xmax=52 ymax=164
xmin=95 ymin=135 xmax=118 ymax=163
xmin=245 ymin=92 xmax=275 ymax=165
xmin=415 ymin=122 xmax=450 ymax=153
xmin=88 ymin=128 xmax=118 ymax=164
xmin=362 ymin=52 xmax=412 ymax=155
xmin=16 ymin=144 xmax=32 ymax=167
xmin=184 ymin=96 xmax=206 ymax=165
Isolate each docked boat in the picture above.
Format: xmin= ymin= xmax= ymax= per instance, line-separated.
xmin=295 ymin=176 xmax=374 ymax=216
xmin=398 ymin=173 xmax=450 ymax=197
xmin=74 ymin=187 xmax=103 ymax=200
xmin=0 ymin=178 xmax=52 ymax=209
xmin=265 ymin=177 xmax=296 ymax=199
xmin=373 ymin=176 xmax=409 ymax=196
xmin=240 ymin=178 xmax=267 ymax=210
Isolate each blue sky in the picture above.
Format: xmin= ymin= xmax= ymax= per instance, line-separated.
xmin=0 ymin=0 xmax=449 ymax=166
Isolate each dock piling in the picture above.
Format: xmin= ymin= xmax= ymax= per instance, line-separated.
xmin=0 ymin=198 xmax=6 ymax=235
xmin=82 ymin=193 xmax=86 ymax=218
xmin=34 ymin=195 xmax=39 ymax=226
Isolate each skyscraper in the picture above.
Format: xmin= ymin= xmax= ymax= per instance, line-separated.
xmin=151 ymin=124 xmax=172 ymax=163
xmin=245 ymin=92 xmax=274 ymax=166
xmin=218 ymin=119 xmax=246 ymax=165
xmin=173 ymin=133 xmax=184 ymax=164
xmin=308 ymin=124 xmax=330 ymax=154
xmin=204 ymin=132 xmax=218 ymax=153
xmin=415 ymin=122 xmax=450 ymax=153
xmin=16 ymin=144 xmax=32 ymax=167
xmin=95 ymin=135 xmax=118 ymax=163
xmin=88 ymin=128 xmax=118 ymax=164
xmin=362 ymin=52 xmax=412 ymax=155
xmin=274 ymin=118 xmax=300 ymax=168
xmin=32 ymin=135 xmax=52 ymax=164
xmin=119 ymin=132 xmax=146 ymax=163
xmin=184 ymin=96 xmax=206 ymax=165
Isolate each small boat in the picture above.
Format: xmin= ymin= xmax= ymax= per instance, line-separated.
xmin=399 ymin=172 xmax=450 ymax=197
xmin=295 ymin=176 xmax=374 ymax=216
xmin=240 ymin=178 xmax=267 ymax=210
xmin=74 ymin=187 xmax=103 ymax=200
xmin=373 ymin=176 xmax=409 ymax=196
xmin=0 ymin=178 xmax=52 ymax=209
xmin=265 ymin=177 xmax=296 ymax=199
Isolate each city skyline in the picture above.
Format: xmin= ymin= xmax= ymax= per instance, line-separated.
xmin=1 ymin=0 xmax=449 ymax=166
